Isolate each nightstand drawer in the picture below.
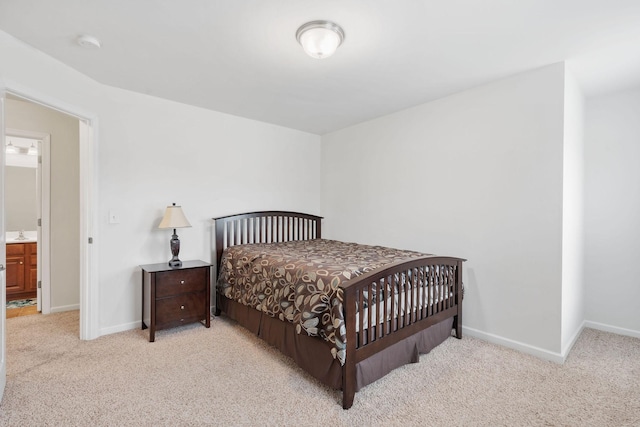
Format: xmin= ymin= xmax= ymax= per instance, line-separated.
xmin=155 ymin=268 xmax=207 ymax=298
xmin=140 ymin=260 xmax=211 ymax=342
xmin=156 ymin=291 xmax=206 ymax=327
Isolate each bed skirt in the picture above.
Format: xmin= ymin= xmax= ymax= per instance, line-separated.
xmin=219 ymin=295 xmax=454 ymax=391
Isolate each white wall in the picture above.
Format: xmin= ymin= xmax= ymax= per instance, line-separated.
xmin=322 ymin=63 xmax=567 ymax=357
xmin=561 ymin=68 xmax=585 ymax=353
xmin=0 ymin=30 xmax=321 ymax=334
xmin=584 ymin=87 xmax=640 ymax=336
xmin=95 ymin=90 xmax=321 ymax=331
xmin=5 ymin=98 xmax=81 ymax=311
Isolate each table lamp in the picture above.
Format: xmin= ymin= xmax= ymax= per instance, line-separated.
xmin=158 ymin=203 xmax=192 ymax=267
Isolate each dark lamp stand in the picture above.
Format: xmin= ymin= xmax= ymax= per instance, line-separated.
xmin=169 ymin=228 xmax=182 ymax=267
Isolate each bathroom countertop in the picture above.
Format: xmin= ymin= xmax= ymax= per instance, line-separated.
xmin=5 ymin=231 xmax=37 ymax=244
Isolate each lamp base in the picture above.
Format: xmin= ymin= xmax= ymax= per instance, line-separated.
xmin=168 ymin=230 xmax=182 ymax=267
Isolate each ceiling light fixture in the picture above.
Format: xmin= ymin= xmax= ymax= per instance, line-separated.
xmin=77 ymin=34 xmax=101 ymax=49
xmin=28 ymin=142 xmax=38 ymax=156
xmin=296 ymin=20 xmax=345 ymax=59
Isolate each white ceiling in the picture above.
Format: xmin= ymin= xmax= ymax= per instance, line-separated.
xmin=1 ymin=0 xmax=639 ymax=135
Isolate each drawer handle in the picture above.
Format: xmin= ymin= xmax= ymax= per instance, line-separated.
xmin=180 ymin=280 xmax=185 ymax=284
xmin=19 ymin=261 xmax=24 ymax=265
xmin=181 ymin=305 xmax=185 ymax=310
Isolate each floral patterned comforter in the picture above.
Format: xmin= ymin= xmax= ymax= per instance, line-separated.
xmin=217 ymin=239 xmax=427 ymax=365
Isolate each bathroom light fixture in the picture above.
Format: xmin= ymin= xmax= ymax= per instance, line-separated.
xmin=158 ymin=203 xmax=192 ymax=267
xmin=296 ymin=20 xmax=345 ymax=59
xmin=5 ymin=142 xmax=17 ymax=154
xmin=28 ymin=142 xmax=38 ymax=156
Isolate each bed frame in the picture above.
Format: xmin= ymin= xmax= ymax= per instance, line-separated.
xmin=214 ymin=211 xmax=464 ymax=409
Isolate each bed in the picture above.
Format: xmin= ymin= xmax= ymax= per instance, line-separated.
xmin=214 ymin=211 xmax=465 ymax=409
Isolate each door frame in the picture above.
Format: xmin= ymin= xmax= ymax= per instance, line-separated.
xmin=1 ymin=87 xmax=7 ymax=403
xmin=0 ymin=80 xmax=100 ymax=341
xmin=5 ymin=129 xmax=51 ymax=313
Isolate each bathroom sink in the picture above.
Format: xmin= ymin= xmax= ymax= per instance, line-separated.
xmin=5 ymin=231 xmax=37 ymax=243
xmin=8 ymin=237 xmax=36 ymax=243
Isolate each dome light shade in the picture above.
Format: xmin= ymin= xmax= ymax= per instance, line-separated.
xmin=296 ymin=20 xmax=345 ymax=59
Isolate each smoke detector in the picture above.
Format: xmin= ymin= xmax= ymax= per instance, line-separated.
xmin=77 ymin=34 xmax=101 ymax=49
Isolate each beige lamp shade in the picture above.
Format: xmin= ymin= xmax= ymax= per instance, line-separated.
xmin=158 ymin=204 xmax=192 ymax=229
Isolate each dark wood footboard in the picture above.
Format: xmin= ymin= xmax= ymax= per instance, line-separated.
xmin=340 ymin=255 xmax=464 ymax=409
xmin=213 ymin=211 xmax=464 ymax=410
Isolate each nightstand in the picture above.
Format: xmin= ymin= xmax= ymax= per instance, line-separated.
xmin=140 ymin=260 xmax=211 ymax=342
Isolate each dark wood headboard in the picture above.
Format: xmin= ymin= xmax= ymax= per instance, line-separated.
xmin=213 ymin=211 xmax=323 ymax=271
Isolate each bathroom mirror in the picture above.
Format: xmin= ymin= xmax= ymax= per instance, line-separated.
xmin=5 ymin=136 xmax=38 ymax=233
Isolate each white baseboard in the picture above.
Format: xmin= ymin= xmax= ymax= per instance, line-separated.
xmin=561 ymin=320 xmax=586 ymax=360
xmin=50 ymin=304 xmax=80 ymax=313
xmin=584 ymin=321 xmax=640 ymax=339
xmin=463 ymin=320 xmax=639 ymax=365
xmin=100 ymin=321 xmax=140 ymax=337
xmin=462 ymin=326 xmax=565 ymax=364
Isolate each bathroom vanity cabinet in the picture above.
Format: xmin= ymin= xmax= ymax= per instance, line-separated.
xmin=6 ymin=242 xmax=37 ymax=301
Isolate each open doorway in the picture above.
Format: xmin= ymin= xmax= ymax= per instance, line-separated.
xmin=1 ymin=86 xmax=98 ymax=401
xmin=4 ymin=96 xmax=79 ymax=317
xmin=4 ymin=132 xmax=49 ymax=317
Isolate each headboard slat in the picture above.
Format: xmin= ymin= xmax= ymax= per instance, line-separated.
xmin=213 ymin=211 xmax=323 ymax=272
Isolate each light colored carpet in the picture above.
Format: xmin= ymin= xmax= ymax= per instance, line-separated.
xmin=0 ymin=311 xmax=638 ymax=426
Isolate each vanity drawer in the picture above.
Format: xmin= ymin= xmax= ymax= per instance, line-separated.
xmin=155 ymin=291 xmax=206 ymax=327
xmin=7 ymin=244 xmax=25 ymax=256
xmin=155 ymin=267 xmax=207 ymax=298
